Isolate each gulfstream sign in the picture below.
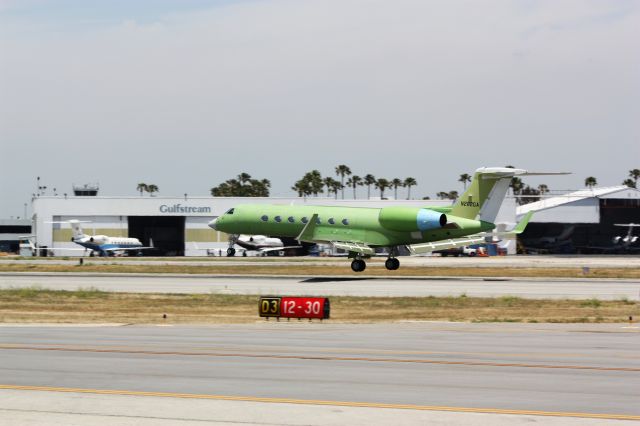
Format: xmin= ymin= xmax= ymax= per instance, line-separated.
xmin=159 ymin=204 xmax=212 ymax=213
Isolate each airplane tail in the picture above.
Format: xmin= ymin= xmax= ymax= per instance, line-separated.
xmin=68 ymin=220 xmax=86 ymax=241
xmin=46 ymin=220 xmax=89 ymax=241
xmin=450 ymin=167 xmax=569 ymax=223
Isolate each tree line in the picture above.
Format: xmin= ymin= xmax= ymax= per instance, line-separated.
xmin=143 ymin=168 xmax=640 ymax=202
xmin=290 ymin=165 xmax=417 ymax=200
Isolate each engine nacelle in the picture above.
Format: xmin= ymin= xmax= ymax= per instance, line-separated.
xmin=379 ymin=207 xmax=447 ymax=232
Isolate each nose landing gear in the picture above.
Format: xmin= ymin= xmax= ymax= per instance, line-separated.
xmin=227 ymin=234 xmax=238 ymax=257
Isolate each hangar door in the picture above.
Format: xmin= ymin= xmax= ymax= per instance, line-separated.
xmin=128 ymin=216 xmax=185 ymax=256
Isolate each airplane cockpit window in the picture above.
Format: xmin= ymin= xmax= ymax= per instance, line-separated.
xmin=301 ymin=217 xmax=309 ymax=224
xmin=328 ymin=218 xmax=335 ymax=225
xmin=275 ymin=216 xmax=282 ymax=222
xmin=288 ymin=216 xmax=295 ymax=223
xmin=261 ymin=215 xmax=268 ymax=221
xmin=342 ymin=218 xmax=349 ymax=225
xmin=226 ymin=208 xmax=235 ymax=215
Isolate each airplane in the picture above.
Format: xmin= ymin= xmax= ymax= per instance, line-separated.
xmin=231 ymin=234 xmax=302 ymax=256
xmin=612 ymin=223 xmax=639 ymax=247
xmin=520 ymin=224 xmax=576 ymax=254
xmin=209 ymin=167 xmax=566 ymax=272
xmin=41 ymin=220 xmax=153 ymax=257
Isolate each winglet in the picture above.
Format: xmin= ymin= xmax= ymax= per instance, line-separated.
xmin=512 ymin=211 xmax=533 ymax=234
xmin=296 ymin=213 xmax=319 ymax=243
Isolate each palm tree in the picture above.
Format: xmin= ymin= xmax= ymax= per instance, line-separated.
xmin=403 ymin=177 xmax=417 ymax=199
xmin=623 ymin=178 xmax=636 ymax=188
xmin=448 ymin=190 xmax=459 ymax=200
xmin=436 ymin=191 xmax=449 ymax=200
xmin=629 ymin=169 xmax=640 ymax=185
xmin=346 ymin=175 xmax=363 ymax=199
xmin=330 ymin=180 xmax=342 ymax=199
xmin=147 ymin=184 xmax=159 ymax=197
xmin=363 ymin=174 xmax=376 ymax=199
xmin=585 ymin=176 xmax=597 ymax=189
xmin=323 ymin=176 xmax=334 ymax=196
xmin=538 ymin=184 xmax=549 ymax=195
xmin=375 ymin=178 xmax=390 ymax=199
xmin=391 ymin=178 xmax=404 ymax=200
xmin=335 ymin=165 xmax=352 ymax=199
xmin=458 ymin=173 xmax=472 ymax=190
xmin=136 ymin=183 xmax=147 ymax=196
xmin=237 ymin=173 xmax=252 ymax=185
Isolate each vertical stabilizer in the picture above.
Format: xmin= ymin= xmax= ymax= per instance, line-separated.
xmin=68 ymin=220 xmax=86 ymax=241
xmin=451 ymin=167 xmax=525 ymax=223
xmin=451 ymin=167 xmax=570 ymax=223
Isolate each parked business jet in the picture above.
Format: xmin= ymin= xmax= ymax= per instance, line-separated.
xmin=45 ymin=220 xmax=152 ymax=257
xmin=613 ymin=223 xmax=640 ymax=246
xmin=230 ymin=234 xmax=301 ymax=256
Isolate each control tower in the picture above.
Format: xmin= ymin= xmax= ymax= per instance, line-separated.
xmin=73 ymin=183 xmax=99 ymax=196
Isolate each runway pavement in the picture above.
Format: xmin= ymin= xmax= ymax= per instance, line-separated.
xmin=1 ymin=272 xmax=639 ymax=299
xmin=2 ymin=255 xmax=640 ymax=268
xmin=0 ymin=323 xmax=638 ymax=425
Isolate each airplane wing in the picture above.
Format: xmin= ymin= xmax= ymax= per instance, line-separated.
xmin=258 ymin=245 xmax=302 ymax=253
xmin=408 ymin=236 xmax=486 ymax=255
xmin=102 ymin=246 xmax=154 ymax=252
xmin=296 ymin=213 xmax=320 ymax=243
xmin=331 ymin=241 xmax=376 ymax=256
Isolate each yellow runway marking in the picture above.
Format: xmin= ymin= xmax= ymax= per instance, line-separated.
xmin=1 ymin=344 xmax=639 ymax=372
xmin=0 ymin=384 xmax=638 ymax=421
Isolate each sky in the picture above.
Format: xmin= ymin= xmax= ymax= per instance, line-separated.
xmin=1 ymin=0 xmax=639 ymax=218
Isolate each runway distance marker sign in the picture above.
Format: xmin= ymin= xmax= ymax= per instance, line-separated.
xmin=259 ymin=296 xmax=330 ymax=320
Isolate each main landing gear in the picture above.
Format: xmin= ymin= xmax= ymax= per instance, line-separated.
xmin=384 ymin=247 xmax=400 ymax=270
xmin=385 ymin=257 xmax=400 ymax=270
xmin=351 ymin=259 xmax=366 ymax=272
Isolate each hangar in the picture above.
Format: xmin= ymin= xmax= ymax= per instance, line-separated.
xmin=516 ymin=186 xmax=640 ymax=254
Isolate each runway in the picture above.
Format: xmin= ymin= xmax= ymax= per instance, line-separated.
xmin=3 ymin=255 xmax=640 ymax=268
xmin=1 ymin=272 xmax=639 ymax=299
xmin=0 ymin=323 xmax=638 ymax=425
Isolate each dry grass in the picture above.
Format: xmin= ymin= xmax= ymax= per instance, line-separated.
xmin=1 ymin=263 xmax=639 ymax=278
xmin=0 ymin=288 xmax=637 ymax=324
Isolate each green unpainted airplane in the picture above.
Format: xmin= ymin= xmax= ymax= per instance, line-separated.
xmin=209 ymin=167 xmax=561 ymax=272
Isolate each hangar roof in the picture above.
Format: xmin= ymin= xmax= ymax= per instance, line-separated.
xmin=516 ymin=185 xmax=640 ymax=216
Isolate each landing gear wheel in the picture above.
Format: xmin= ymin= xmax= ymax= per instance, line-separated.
xmin=351 ymin=259 xmax=366 ymax=272
xmin=385 ymin=258 xmax=400 ymax=270
xmin=227 ymin=248 xmax=236 ymax=257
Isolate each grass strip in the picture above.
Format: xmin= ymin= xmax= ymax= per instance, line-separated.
xmin=1 ymin=263 xmax=639 ymax=278
xmin=0 ymin=287 xmax=637 ymax=324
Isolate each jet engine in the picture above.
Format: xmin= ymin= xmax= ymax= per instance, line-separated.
xmin=379 ymin=207 xmax=447 ymax=232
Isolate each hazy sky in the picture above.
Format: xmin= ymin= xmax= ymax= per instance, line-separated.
xmin=1 ymin=0 xmax=639 ymax=218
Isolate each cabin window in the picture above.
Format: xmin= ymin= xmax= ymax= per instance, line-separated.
xmin=328 ymin=218 xmax=335 ymax=225
xmin=342 ymin=218 xmax=349 ymax=225
xmin=275 ymin=215 xmax=282 ymax=223
xmin=288 ymin=216 xmax=295 ymax=223
xmin=301 ymin=217 xmax=308 ymax=224
xmin=316 ymin=217 xmax=322 ymax=224
xmin=261 ymin=215 xmax=268 ymax=222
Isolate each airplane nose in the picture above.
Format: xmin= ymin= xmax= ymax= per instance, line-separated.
xmin=208 ymin=218 xmax=218 ymax=230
